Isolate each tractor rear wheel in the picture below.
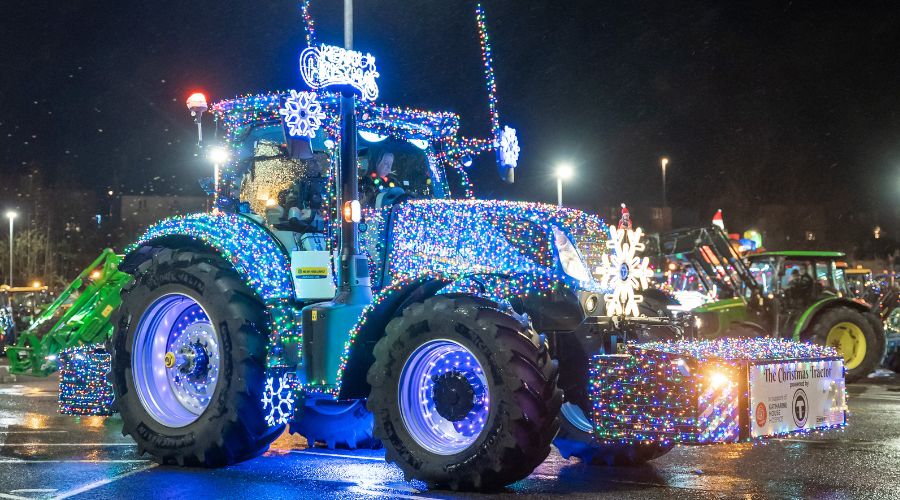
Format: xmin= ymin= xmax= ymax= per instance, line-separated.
xmin=555 ymin=402 xmax=672 ymax=466
xmin=808 ymin=306 xmax=885 ymax=383
xmin=367 ymin=295 xmax=562 ymax=490
xmin=109 ymin=248 xmax=283 ymax=466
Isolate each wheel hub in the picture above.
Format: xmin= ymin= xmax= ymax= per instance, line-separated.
xmin=825 ymin=321 xmax=867 ymax=370
xmin=398 ymin=339 xmax=491 ymax=455
xmin=132 ymin=294 xmax=220 ymax=428
xmin=432 ymin=371 xmax=476 ymax=422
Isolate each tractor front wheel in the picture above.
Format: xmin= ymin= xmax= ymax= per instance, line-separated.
xmin=109 ymin=248 xmax=283 ymax=466
xmin=367 ymin=295 xmax=562 ymax=490
xmin=808 ymin=306 xmax=885 ymax=383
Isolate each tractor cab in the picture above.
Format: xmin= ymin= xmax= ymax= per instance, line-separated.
xmin=745 ymin=251 xmax=850 ymax=334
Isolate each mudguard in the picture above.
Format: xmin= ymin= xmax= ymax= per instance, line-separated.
xmin=126 ymin=212 xmax=294 ymax=302
xmin=792 ymin=296 xmax=871 ymax=339
xmin=336 ymin=272 xmax=572 ymax=399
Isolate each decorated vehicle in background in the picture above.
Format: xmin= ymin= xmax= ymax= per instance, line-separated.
xmin=841 ymin=265 xmax=900 ymax=373
xmin=655 ymin=226 xmax=885 ymax=382
xmin=49 ymin=2 xmax=847 ymax=491
xmin=0 ymin=283 xmax=51 ymax=351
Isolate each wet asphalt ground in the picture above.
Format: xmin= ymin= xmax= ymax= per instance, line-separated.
xmin=0 ymin=369 xmax=898 ymax=499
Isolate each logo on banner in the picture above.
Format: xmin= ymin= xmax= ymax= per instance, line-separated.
xmin=792 ymin=388 xmax=808 ymax=428
xmin=755 ymin=402 xmax=768 ymax=427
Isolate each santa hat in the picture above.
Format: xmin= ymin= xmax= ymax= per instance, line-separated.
xmin=712 ymin=209 xmax=725 ymax=230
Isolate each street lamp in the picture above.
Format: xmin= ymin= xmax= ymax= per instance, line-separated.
xmin=660 ymin=157 xmax=669 ymax=208
xmin=5 ymin=211 xmax=16 ymax=286
xmin=208 ymin=146 xmax=230 ymax=208
xmin=555 ymin=163 xmax=574 ymax=206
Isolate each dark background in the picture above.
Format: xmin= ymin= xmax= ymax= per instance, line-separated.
xmin=1 ymin=1 xmax=899 ymax=270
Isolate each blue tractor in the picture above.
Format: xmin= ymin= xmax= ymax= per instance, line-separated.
xmin=103 ymin=5 xmax=657 ymax=487
xmin=82 ymin=4 xmax=846 ymax=491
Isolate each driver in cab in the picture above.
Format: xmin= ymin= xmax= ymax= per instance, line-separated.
xmin=361 ymin=152 xmax=404 ymax=208
xmin=786 ymin=264 xmax=814 ymax=302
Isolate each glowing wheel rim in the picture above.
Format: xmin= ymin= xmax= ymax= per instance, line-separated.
xmin=825 ymin=321 xmax=866 ymax=370
xmin=398 ymin=339 xmax=490 ymax=455
xmin=132 ymin=293 xmax=220 ymax=428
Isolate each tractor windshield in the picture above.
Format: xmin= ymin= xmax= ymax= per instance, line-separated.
xmin=358 ymin=138 xmax=444 ymax=207
xmin=748 ymin=258 xmax=777 ymax=294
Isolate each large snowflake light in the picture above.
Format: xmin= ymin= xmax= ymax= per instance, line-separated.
xmin=495 ymin=125 xmax=520 ymax=168
xmin=596 ymin=224 xmax=653 ymax=317
xmin=279 ymin=90 xmax=325 ymax=139
xmin=261 ymin=374 xmax=296 ymax=426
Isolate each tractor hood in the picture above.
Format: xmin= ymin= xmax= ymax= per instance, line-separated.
xmin=372 ymin=199 xmax=609 ymax=294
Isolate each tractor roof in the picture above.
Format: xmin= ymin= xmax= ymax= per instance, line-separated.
xmin=748 ymin=250 xmax=845 ymax=259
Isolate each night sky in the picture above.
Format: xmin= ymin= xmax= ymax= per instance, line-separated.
xmin=2 ymin=1 xmax=900 ymax=225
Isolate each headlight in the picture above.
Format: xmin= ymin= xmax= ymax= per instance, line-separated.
xmin=552 ymin=227 xmax=590 ymax=282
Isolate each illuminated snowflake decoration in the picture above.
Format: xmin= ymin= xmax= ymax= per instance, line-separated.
xmin=595 ymin=224 xmax=653 ymax=317
xmin=261 ymin=375 xmax=296 ymax=426
xmin=495 ymin=125 xmax=520 ymax=168
xmin=279 ymin=90 xmax=325 ymax=139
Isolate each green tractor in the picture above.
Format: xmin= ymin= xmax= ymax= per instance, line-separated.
xmin=656 ymin=227 xmax=886 ymax=382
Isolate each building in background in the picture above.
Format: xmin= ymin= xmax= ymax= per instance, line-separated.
xmin=119 ymin=195 xmax=208 ymax=239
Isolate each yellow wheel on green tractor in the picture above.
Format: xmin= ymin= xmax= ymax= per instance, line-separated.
xmin=808 ymin=306 xmax=885 ymax=383
xmin=825 ymin=322 xmax=867 ymax=370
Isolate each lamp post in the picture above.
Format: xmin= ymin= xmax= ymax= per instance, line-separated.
xmin=555 ymin=164 xmax=574 ymax=206
xmin=5 ymin=211 xmax=16 ymax=286
xmin=208 ymin=146 xmax=230 ymax=209
xmin=660 ymin=157 xmax=669 ymax=208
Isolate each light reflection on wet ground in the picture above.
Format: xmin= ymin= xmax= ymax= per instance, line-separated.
xmin=0 ymin=374 xmax=897 ymax=499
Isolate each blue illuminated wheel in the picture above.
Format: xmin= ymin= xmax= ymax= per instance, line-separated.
xmin=398 ymin=339 xmax=490 ymax=455
xmin=367 ymin=295 xmax=562 ymax=491
xmin=131 ymin=294 xmax=219 ymax=427
xmin=110 ymin=248 xmax=284 ymax=467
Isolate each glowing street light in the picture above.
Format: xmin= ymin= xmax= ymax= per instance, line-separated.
xmin=5 ymin=211 xmax=17 ymax=286
xmin=555 ymin=163 xmax=574 ymax=207
xmin=208 ymin=146 xmax=230 ymax=208
xmin=660 ymin=157 xmax=669 ymax=208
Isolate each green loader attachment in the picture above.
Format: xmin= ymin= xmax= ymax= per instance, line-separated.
xmin=6 ymin=249 xmax=132 ymax=376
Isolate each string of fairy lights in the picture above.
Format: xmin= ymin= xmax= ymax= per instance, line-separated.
xmin=58 ymin=345 xmax=115 ymax=416
xmin=311 ymin=199 xmax=610 ymax=396
xmin=590 ymin=338 xmax=846 ymax=445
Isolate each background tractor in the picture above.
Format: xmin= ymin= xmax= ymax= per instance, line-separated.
xmin=0 ymin=283 xmax=51 ymax=352
xmin=654 ymin=226 xmax=886 ymax=382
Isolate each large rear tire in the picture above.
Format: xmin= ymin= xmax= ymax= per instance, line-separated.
xmin=367 ymin=295 xmax=562 ymax=490
xmin=109 ymin=248 xmax=283 ymax=466
xmin=808 ymin=306 xmax=885 ymax=383
xmin=554 ymin=402 xmax=672 ymax=466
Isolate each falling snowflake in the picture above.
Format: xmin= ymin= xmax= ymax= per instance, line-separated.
xmin=495 ymin=125 xmax=520 ymax=168
xmin=595 ymin=224 xmax=653 ymax=317
xmin=279 ymin=90 xmax=325 ymax=139
xmin=261 ymin=375 xmax=296 ymax=426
